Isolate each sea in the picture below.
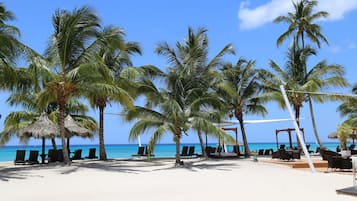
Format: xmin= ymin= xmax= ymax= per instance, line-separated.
xmin=0 ymin=142 xmax=341 ymax=162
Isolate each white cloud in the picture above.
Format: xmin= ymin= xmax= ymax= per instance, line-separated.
xmin=238 ymin=0 xmax=357 ymax=30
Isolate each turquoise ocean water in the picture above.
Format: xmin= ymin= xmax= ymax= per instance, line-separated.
xmin=0 ymin=142 xmax=341 ymax=162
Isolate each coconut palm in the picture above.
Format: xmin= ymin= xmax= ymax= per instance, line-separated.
xmin=154 ymin=27 xmax=234 ymax=157
xmin=126 ymin=76 xmax=232 ymax=165
xmin=0 ymin=90 xmax=97 ymax=146
xmin=274 ymin=0 xmax=329 ymax=48
xmin=127 ymin=27 xmax=234 ymax=164
xmin=274 ymin=0 xmax=330 ymax=147
xmin=83 ymin=26 xmax=141 ymax=160
xmin=215 ymin=58 xmax=267 ymax=156
xmin=260 ymin=45 xmax=348 ymax=132
xmin=37 ymin=6 xmax=100 ymax=164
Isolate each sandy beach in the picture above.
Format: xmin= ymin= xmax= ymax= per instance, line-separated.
xmin=0 ymin=157 xmax=355 ymax=201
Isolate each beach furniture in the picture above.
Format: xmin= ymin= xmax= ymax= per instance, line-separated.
xmin=14 ymin=150 xmax=26 ymax=165
xmin=319 ymin=148 xmax=341 ymax=161
xmin=264 ymin=149 xmax=272 ymax=155
xmin=57 ymin=149 xmax=64 ymax=162
xmin=27 ymin=150 xmax=39 ymax=165
xmin=132 ymin=146 xmax=145 ymax=157
xmin=327 ymin=156 xmax=352 ymax=171
xmin=180 ymin=146 xmax=189 ymax=156
xmin=188 ymin=146 xmax=195 ymax=156
xmin=258 ymin=149 xmax=264 ymax=155
xmin=47 ymin=149 xmax=58 ymax=163
xmin=71 ymin=149 xmax=83 ymax=160
xmin=85 ymin=148 xmax=98 ymax=159
xmin=144 ymin=146 xmax=154 ymax=157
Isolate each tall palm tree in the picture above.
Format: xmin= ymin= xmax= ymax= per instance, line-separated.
xmin=215 ymin=58 xmax=267 ymax=156
xmin=274 ymin=0 xmax=330 ymax=147
xmin=127 ymin=27 xmax=234 ymax=164
xmin=260 ymin=46 xmax=348 ymax=134
xmin=274 ymin=0 xmax=329 ymax=49
xmin=84 ymin=26 xmax=141 ymax=160
xmin=38 ymin=7 xmax=100 ymax=164
xmin=155 ymin=27 xmax=234 ymax=157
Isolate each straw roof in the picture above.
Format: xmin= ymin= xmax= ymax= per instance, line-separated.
xmin=328 ymin=132 xmax=338 ymax=139
xmin=18 ymin=113 xmax=60 ymax=138
xmin=64 ymin=115 xmax=93 ymax=138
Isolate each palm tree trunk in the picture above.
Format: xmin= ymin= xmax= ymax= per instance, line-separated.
xmin=236 ymin=112 xmax=250 ymax=156
xmin=174 ymin=133 xmax=181 ymax=165
xmin=99 ymin=104 xmax=107 ymax=160
xmin=58 ymin=95 xmax=70 ymax=165
xmin=308 ymin=96 xmax=325 ymax=148
xmin=197 ymin=130 xmax=206 ymax=158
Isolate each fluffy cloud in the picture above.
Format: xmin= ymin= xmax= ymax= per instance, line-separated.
xmin=238 ymin=0 xmax=357 ymax=30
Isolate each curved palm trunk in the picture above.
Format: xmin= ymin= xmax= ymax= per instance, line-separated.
xmin=235 ymin=111 xmax=250 ymax=157
xmin=98 ymin=100 xmax=107 ymax=160
xmin=308 ymin=97 xmax=325 ymax=148
xmin=197 ymin=130 xmax=206 ymax=158
xmin=58 ymin=95 xmax=70 ymax=165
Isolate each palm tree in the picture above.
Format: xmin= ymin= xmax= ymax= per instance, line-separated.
xmin=38 ymin=6 xmax=100 ymax=164
xmin=127 ymin=27 xmax=234 ymax=164
xmin=0 ymin=91 xmax=97 ymax=146
xmin=126 ymin=77 xmax=232 ymax=165
xmin=274 ymin=0 xmax=329 ymax=49
xmin=0 ymin=3 xmax=20 ymax=63
xmin=260 ymin=46 xmax=348 ymax=136
xmin=154 ymin=27 xmax=234 ymax=157
xmin=274 ymin=0 xmax=330 ymax=147
xmin=215 ymin=58 xmax=267 ymax=156
xmin=84 ymin=26 xmax=141 ymax=160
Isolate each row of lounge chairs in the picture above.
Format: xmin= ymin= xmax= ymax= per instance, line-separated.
xmin=14 ymin=148 xmax=98 ymax=165
xmin=180 ymin=146 xmax=196 ymax=157
xmin=132 ymin=146 xmax=154 ymax=157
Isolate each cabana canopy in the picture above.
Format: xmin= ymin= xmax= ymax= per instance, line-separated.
xmin=275 ymin=128 xmax=305 ymax=149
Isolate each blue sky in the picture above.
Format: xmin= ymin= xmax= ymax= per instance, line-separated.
xmin=1 ymin=0 xmax=357 ymax=146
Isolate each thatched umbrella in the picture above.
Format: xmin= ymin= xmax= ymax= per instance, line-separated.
xmin=64 ymin=115 xmax=94 ymax=152
xmin=18 ymin=113 xmax=60 ymax=164
xmin=328 ymin=131 xmax=338 ymax=139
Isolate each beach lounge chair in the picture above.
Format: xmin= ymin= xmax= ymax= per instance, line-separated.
xmin=144 ymin=146 xmax=154 ymax=157
xmin=14 ymin=150 xmax=26 ymax=165
xmin=188 ymin=146 xmax=195 ymax=157
xmin=71 ymin=149 xmax=83 ymax=160
xmin=57 ymin=149 xmax=64 ymax=162
xmin=85 ymin=148 xmax=98 ymax=159
xmin=180 ymin=146 xmax=189 ymax=156
xmin=258 ymin=149 xmax=264 ymax=155
xmin=264 ymin=149 xmax=272 ymax=155
xmin=27 ymin=150 xmax=39 ymax=165
xmin=132 ymin=146 xmax=145 ymax=157
xmin=47 ymin=149 xmax=59 ymax=163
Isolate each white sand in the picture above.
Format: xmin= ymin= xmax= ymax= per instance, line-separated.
xmin=0 ymin=158 xmax=355 ymax=201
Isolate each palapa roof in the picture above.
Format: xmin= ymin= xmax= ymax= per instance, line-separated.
xmin=18 ymin=113 xmax=94 ymax=139
xmin=64 ymin=115 xmax=93 ymax=138
xmin=18 ymin=113 xmax=60 ymax=138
